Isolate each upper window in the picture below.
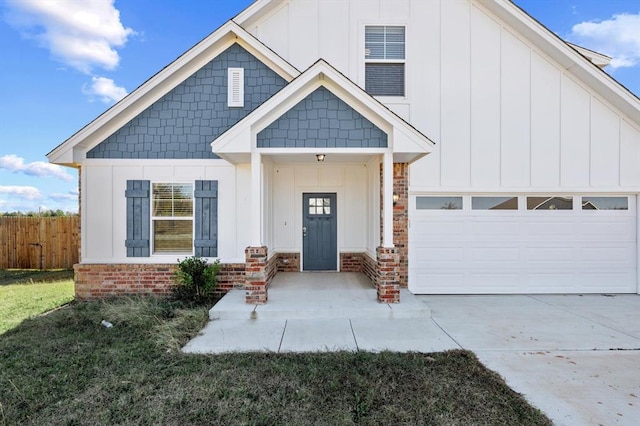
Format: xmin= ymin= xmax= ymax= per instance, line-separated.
xmin=152 ymin=183 xmax=194 ymax=253
xmin=365 ymin=26 xmax=405 ymax=97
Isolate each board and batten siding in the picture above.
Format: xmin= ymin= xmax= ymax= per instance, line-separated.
xmin=269 ymin=162 xmax=373 ymax=256
xmin=243 ymin=0 xmax=640 ymax=191
xmin=81 ymin=161 xmax=248 ymax=264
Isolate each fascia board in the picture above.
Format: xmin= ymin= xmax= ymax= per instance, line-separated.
xmin=234 ymin=0 xmax=287 ymax=28
xmin=47 ymin=20 xmax=299 ymax=165
xmin=566 ymin=42 xmax=612 ymax=67
xmin=478 ymin=0 xmax=639 ymax=125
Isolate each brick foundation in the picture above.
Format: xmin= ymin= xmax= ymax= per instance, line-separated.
xmin=339 ymin=252 xmax=378 ymax=290
xmin=74 ymin=263 xmax=246 ymax=300
xmin=362 ymin=253 xmax=377 ymax=286
xmin=276 ymin=252 xmax=300 ymax=272
xmin=376 ymin=246 xmax=400 ymax=303
xmin=339 ymin=252 xmax=362 ymax=272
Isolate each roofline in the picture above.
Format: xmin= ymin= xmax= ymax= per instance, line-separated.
xmin=566 ymin=42 xmax=612 ymax=65
xmin=47 ymin=20 xmax=300 ymax=165
xmin=212 ymin=58 xmax=435 ymax=155
xmin=481 ymin=0 xmax=639 ymax=123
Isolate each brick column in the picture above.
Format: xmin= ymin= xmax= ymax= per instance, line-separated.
xmin=393 ymin=163 xmax=409 ymax=287
xmin=376 ymin=246 xmax=400 ymax=303
xmin=245 ymin=246 xmax=268 ymax=304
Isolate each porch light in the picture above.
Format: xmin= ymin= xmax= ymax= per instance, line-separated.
xmin=393 ymin=192 xmax=400 ymax=205
xmin=316 ymin=154 xmax=326 ymax=162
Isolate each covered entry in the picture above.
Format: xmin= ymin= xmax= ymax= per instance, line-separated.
xmin=212 ymin=60 xmax=434 ymax=303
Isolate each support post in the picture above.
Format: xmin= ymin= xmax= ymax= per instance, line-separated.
xmin=245 ymin=246 xmax=268 ymax=304
xmin=376 ymin=246 xmax=400 ymax=303
xmin=250 ymin=152 xmax=262 ymax=247
xmin=382 ymin=151 xmax=394 ymax=247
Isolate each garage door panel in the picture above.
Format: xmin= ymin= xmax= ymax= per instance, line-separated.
xmin=526 ymin=247 xmax=577 ymax=262
xmin=409 ymin=195 xmax=637 ymax=294
xmin=470 ymin=246 xmax=520 ymax=262
xmin=581 ymin=246 xmax=635 ymax=262
xmin=575 ymin=219 xmax=635 ymax=239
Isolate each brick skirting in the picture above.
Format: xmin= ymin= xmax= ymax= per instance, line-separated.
xmin=74 ymin=263 xmax=245 ymax=300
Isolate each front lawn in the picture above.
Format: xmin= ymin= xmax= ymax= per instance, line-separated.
xmin=0 ymin=297 xmax=551 ymax=425
xmin=0 ymin=270 xmax=74 ymax=334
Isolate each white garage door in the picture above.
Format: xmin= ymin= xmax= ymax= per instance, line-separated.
xmin=409 ymin=195 xmax=637 ymax=294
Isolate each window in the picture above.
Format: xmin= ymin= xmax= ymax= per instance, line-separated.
xmin=527 ymin=196 xmax=573 ymax=210
xmin=416 ymin=196 xmax=462 ymax=210
xmin=308 ymin=197 xmax=331 ymax=215
xmin=365 ymin=26 xmax=405 ymax=96
xmin=582 ymin=196 xmax=628 ymax=210
xmin=152 ymin=183 xmax=194 ymax=253
xmin=472 ymin=197 xmax=518 ymax=210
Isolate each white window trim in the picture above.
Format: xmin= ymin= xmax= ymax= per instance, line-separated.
xmin=151 ymin=182 xmax=195 ymax=256
xmin=362 ymin=23 xmax=408 ymax=100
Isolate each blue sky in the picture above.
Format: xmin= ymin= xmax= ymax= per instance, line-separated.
xmin=1 ymin=0 xmax=638 ymax=213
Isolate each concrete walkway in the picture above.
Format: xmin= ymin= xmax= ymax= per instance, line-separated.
xmin=182 ymin=273 xmax=640 ymax=426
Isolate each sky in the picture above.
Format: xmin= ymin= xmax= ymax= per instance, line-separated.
xmin=0 ymin=0 xmax=638 ymax=213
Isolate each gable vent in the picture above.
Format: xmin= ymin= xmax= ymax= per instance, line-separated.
xmin=228 ymin=67 xmax=244 ymax=107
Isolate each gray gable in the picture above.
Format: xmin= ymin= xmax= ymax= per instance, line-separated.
xmin=257 ymin=86 xmax=387 ymax=148
xmin=88 ymin=43 xmax=287 ymax=159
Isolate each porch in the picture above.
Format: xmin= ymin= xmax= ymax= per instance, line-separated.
xmin=184 ymin=272 xmax=443 ymax=353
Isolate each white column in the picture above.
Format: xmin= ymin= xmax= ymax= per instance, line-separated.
xmin=383 ymin=151 xmax=394 ymax=247
xmin=251 ymin=151 xmax=262 ymax=247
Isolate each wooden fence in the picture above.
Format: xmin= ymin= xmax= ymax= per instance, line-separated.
xmin=0 ymin=216 xmax=79 ymax=269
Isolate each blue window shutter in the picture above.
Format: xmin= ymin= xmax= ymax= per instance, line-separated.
xmin=125 ymin=180 xmax=150 ymax=257
xmin=194 ymin=180 xmax=218 ymax=257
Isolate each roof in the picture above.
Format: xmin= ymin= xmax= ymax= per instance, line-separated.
xmin=46 ymin=20 xmax=300 ymax=167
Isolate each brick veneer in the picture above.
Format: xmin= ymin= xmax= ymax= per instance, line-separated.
xmin=376 ymin=247 xmax=400 ymax=303
xmin=74 ymin=263 xmax=246 ymax=300
xmin=339 ymin=252 xmax=362 ymax=272
xmin=245 ymin=246 xmax=269 ymax=304
xmin=393 ymin=163 xmax=409 ymax=288
xmin=276 ymin=252 xmax=300 ymax=272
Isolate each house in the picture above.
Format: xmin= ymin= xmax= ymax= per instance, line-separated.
xmin=48 ymin=0 xmax=640 ymax=302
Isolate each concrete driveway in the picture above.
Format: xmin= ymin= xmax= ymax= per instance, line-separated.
xmin=425 ymin=294 xmax=640 ymax=426
xmin=182 ymin=273 xmax=639 ymax=426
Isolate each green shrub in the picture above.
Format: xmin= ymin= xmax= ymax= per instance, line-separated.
xmin=172 ymin=256 xmax=221 ymax=304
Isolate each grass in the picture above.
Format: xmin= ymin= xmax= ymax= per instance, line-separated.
xmin=0 ymin=297 xmax=552 ymax=425
xmin=0 ymin=270 xmax=74 ymax=334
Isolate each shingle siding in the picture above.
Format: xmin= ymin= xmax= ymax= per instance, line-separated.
xmin=257 ymin=86 xmax=388 ymax=148
xmin=88 ymin=43 xmax=287 ymax=159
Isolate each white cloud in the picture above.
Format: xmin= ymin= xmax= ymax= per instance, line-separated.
xmin=569 ymin=13 xmax=640 ymax=69
xmin=49 ymin=190 xmax=79 ymax=202
xmin=6 ymin=0 xmax=135 ymax=74
xmin=0 ymin=185 xmax=42 ymax=200
xmin=0 ymin=154 xmax=74 ymax=182
xmin=83 ymin=76 xmax=128 ymax=103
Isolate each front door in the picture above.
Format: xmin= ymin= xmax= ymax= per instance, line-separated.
xmin=303 ymin=193 xmax=337 ymax=271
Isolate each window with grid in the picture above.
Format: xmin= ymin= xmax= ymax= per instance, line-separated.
xmin=365 ymin=26 xmax=405 ymax=96
xmin=152 ymin=183 xmax=194 ymax=253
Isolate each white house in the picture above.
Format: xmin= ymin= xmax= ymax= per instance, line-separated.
xmin=48 ymin=0 xmax=640 ymax=302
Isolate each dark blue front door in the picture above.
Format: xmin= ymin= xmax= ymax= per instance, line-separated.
xmin=303 ymin=193 xmax=337 ymax=271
